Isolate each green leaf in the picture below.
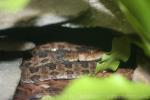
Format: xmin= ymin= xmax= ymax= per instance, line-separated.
xmin=0 ymin=0 xmax=29 ymax=12
xmin=96 ymin=54 xmax=120 ymax=71
xmin=42 ymin=75 xmax=150 ymax=100
xmin=96 ymin=36 xmax=130 ymax=72
xmin=115 ymin=0 xmax=150 ymax=56
xmin=111 ymin=37 xmax=130 ymax=62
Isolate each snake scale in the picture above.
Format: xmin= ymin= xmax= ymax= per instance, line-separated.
xmin=20 ymin=42 xmax=103 ymax=83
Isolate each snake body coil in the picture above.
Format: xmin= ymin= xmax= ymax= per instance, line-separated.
xmin=21 ymin=42 xmax=102 ymax=83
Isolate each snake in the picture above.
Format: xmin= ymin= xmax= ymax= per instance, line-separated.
xmin=20 ymin=42 xmax=103 ymax=83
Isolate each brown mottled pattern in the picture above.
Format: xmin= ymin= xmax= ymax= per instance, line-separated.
xmin=20 ymin=42 xmax=103 ymax=83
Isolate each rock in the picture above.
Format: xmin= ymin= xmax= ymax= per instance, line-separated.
xmin=0 ymin=0 xmax=133 ymax=34
xmin=133 ymin=66 xmax=150 ymax=84
xmin=62 ymin=0 xmax=133 ymax=33
xmin=0 ymin=0 xmax=89 ymax=30
xmin=0 ymin=39 xmax=35 ymax=51
xmin=0 ymin=58 xmax=22 ymax=100
xmin=133 ymin=53 xmax=150 ymax=84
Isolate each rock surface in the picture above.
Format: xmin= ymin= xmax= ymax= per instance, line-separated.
xmin=133 ymin=53 xmax=150 ymax=84
xmin=0 ymin=0 xmax=133 ymax=33
xmin=0 ymin=39 xmax=35 ymax=51
xmin=133 ymin=66 xmax=150 ymax=84
xmin=64 ymin=0 xmax=133 ymax=33
xmin=0 ymin=58 xmax=22 ymax=100
xmin=0 ymin=0 xmax=89 ymax=30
